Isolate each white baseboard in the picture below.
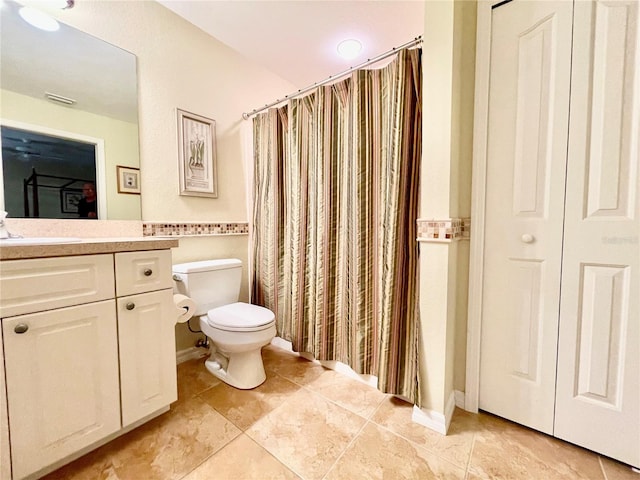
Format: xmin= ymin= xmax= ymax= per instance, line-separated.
xmin=270 ymin=336 xmax=294 ymax=352
xmin=269 ymin=337 xmax=378 ymax=388
xmin=454 ymin=390 xmax=465 ymax=409
xmin=412 ymin=390 xmax=456 ymax=435
xmin=176 ymin=346 xmax=209 ymax=364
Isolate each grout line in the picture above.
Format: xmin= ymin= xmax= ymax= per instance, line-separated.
xmin=173 ymin=405 xmax=243 ymax=480
xmin=366 ymin=404 xmax=473 ymax=474
xmin=320 ymin=419 xmax=371 ymax=480
xmin=243 ymin=434 xmax=306 ymax=480
xmin=599 ymin=456 xmax=609 ymax=480
xmin=465 ymin=431 xmax=477 ymax=479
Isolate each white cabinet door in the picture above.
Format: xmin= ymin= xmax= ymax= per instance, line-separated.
xmin=555 ymin=0 xmax=640 ymax=468
xmin=3 ymin=301 xmax=120 ymax=480
xmin=0 ymin=328 xmax=11 ymax=480
xmin=479 ymin=0 xmax=574 ymax=434
xmin=118 ymin=289 xmax=177 ymax=427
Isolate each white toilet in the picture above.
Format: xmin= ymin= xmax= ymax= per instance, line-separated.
xmin=172 ymin=258 xmax=276 ymax=389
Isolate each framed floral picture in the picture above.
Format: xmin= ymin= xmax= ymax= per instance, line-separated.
xmin=177 ymin=109 xmax=218 ymax=198
xmin=117 ymin=165 xmax=140 ymax=194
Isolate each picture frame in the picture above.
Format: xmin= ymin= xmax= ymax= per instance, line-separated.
xmin=177 ymin=108 xmax=218 ymax=198
xmin=60 ymin=189 xmax=83 ymax=213
xmin=117 ymin=165 xmax=141 ymax=194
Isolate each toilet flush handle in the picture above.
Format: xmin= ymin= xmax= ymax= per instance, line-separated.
xmin=172 ymin=274 xmax=183 ymax=282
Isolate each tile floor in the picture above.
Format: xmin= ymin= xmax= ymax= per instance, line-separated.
xmin=45 ymin=345 xmax=637 ymax=480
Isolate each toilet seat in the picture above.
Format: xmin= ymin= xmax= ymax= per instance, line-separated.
xmin=206 ymin=302 xmax=275 ymax=332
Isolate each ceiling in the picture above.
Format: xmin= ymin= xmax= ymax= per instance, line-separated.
xmin=0 ymin=0 xmax=138 ymax=123
xmin=157 ymin=0 xmax=425 ymax=89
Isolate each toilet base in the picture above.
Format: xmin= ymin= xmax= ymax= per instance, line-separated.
xmin=204 ymin=347 xmax=267 ymax=389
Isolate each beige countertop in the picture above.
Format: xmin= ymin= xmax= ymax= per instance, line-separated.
xmin=0 ymin=237 xmax=179 ymax=261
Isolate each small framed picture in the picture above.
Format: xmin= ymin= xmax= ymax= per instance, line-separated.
xmin=60 ymin=189 xmax=83 ymax=213
xmin=177 ymin=108 xmax=218 ymax=198
xmin=117 ymin=165 xmax=141 ymax=194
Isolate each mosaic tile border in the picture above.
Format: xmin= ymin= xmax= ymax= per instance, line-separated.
xmin=143 ymin=222 xmax=249 ymax=237
xmin=416 ymin=218 xmax=470 ymax=243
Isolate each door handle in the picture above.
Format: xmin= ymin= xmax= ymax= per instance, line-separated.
xmin=521 ymin=233 xmax=535 ymax=244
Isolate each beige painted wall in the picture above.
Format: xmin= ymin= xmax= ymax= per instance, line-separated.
xmin=1 ymin=89 xmax=141 ymax=220
xmin=451 ymin=0 xmax=477 ymax=393
xmin=419 ymin=0 xmax=476 ymax=414
xmin=171 ymin=235 xmax=251 ymax=350
xmin=22 ymin=0 xmax=295 ymax=351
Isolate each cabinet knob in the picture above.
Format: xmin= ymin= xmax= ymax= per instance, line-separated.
xmin=143 ymin=268 xmax=153 ymax=277
xmin=14 ymin=323 xmax=29 ymax=334
xmin=125 ymin=302 xmax=135 ymax=311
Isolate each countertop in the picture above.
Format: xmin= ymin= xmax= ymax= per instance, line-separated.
xmin=0 ymin=237 xmax=179 ymax=261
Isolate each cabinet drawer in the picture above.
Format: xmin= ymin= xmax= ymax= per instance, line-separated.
xmin=115 ymin=250 xmax=172 ymax=297
xmin=0 ymin=254 xmax=115 ymax=317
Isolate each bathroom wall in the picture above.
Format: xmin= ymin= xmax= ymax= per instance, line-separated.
xmin=418 ymin=0 xmax=476 ymax=420
xmin=450 ymin=0 xmax=476 ymax=395
xmin=20 ymin=0 xmax=295 ymax=352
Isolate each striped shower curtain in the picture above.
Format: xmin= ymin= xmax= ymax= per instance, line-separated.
xmin=252 ymin=48 xmax=422 ymax=404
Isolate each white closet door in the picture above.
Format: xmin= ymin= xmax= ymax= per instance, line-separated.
xmin=555 ymin=0 xmax=640 ymax=468
xmin=479 ymin=0 xmax=574 ymax=434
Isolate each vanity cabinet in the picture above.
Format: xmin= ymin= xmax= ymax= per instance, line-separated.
xmin=0 ymin=246 xmax=177 ymax=480
xmin=115 ymin=251 xmax=176 ymax=427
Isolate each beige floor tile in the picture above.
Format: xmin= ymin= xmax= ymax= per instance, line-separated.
xmin=263 ymin=348 xmax=328 ymax=386
xmin=469 ymin=413 xmax=604 ymax=479
xmin=325 ymin=422 xmax=466 ymax=479
xmin=42 ymin=446 xmax=119 ymax=480
xmin=50 ymin=396 xmax=238 ymax=480
xmin=304 ymin=369 xmax=387 ymax=419
xmin=182 ymin=434 xmax=301 ymax=480
xmin=246 ymin=388 xmax=366 ymax=480
xmin=175 ymin=355 xmax=222 ymax=403
xmin=199 ymin=372 xmax=301 ymax=430
xmin=44 ymin=344 xmax=635 ymax=480
xmin=262 ymin=344 xmax=300 ymax=364
xmin=109 ymin=397 xmax=241 ymax=479
xmin=371 ymin=397 xmax=475 ymax=469
xmin=600 ymin=457 xmax=640 ymax=479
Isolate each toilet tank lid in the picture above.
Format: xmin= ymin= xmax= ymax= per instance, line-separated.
xmin=172 ymin=258 xmax=242 ymax=274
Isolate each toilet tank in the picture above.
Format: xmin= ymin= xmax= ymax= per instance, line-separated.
xmin=172 ymin=258 xmax=242 ymax=316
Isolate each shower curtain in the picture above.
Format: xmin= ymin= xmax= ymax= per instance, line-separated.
xmin=251 ymin=48 xmax=422 ymax=403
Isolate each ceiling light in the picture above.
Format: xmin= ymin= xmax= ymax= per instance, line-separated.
xmin=337 ymin=39 xmax=362 ymax=60
xmin=50 ymin=0 xmax=75 ymax=8
xmin=18 ymin=6 xmax=60 ymax=31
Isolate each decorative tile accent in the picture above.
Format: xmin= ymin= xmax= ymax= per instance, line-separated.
xmin=462 ymin=217 xmax=471 ymax=239
xmin=142 ymin=222 xmax=249 ymax=237
xmin=416 ymin=218 xmax=470 ymax=243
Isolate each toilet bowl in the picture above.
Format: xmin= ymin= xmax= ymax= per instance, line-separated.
xmin=200 ymin=302 xmax=276 ymax=389
xmin=172 ymin=259 xmax=276 ymax=390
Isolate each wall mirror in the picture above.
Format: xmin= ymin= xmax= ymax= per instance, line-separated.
xmin=0 ymin=0 xmax=141 ymax=220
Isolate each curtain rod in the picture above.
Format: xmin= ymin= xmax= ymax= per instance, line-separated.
xmin=242 ymin=35 xmax=423 ymax=120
